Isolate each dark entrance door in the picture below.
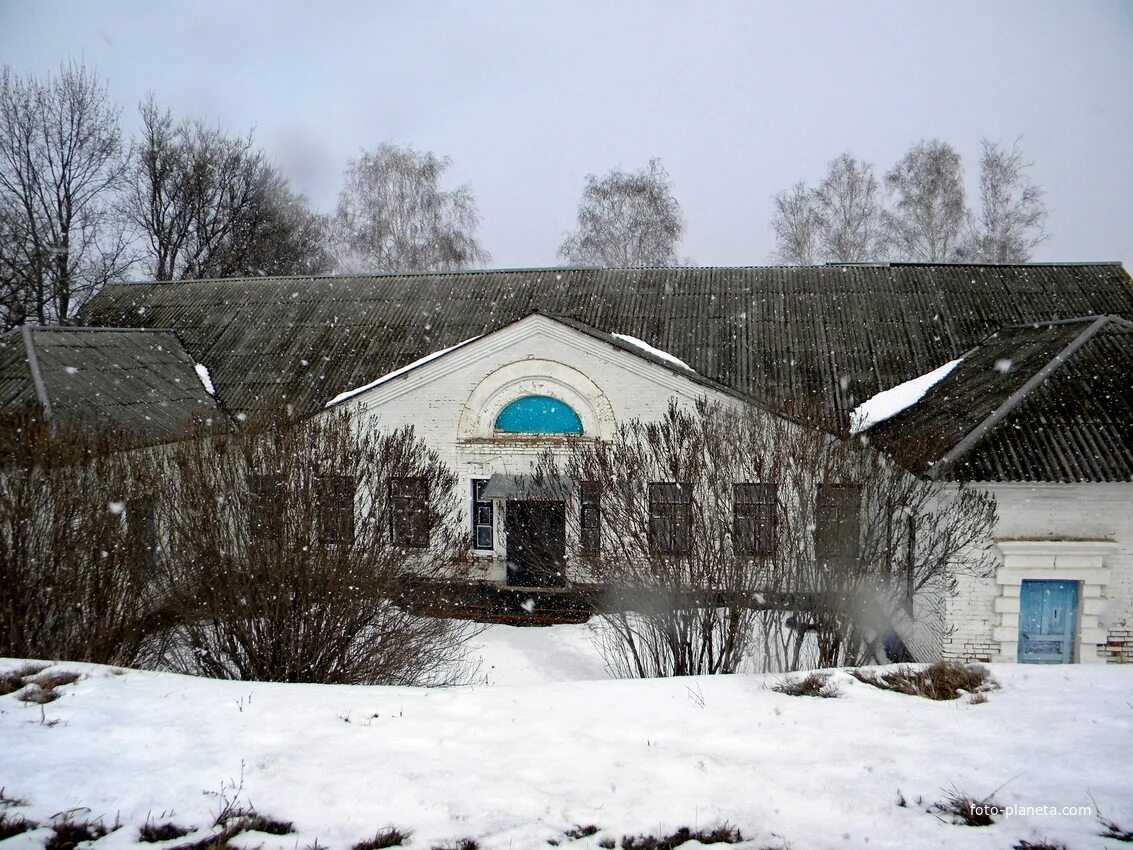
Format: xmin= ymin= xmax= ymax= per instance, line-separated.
xmin=505 ymin=500 xmax=566 ymax=587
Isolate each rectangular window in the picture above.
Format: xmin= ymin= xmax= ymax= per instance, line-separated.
xmin=649 ymin=482 xmax=692 ymax=555
xmin=580 ymin=481 xmax=601 ymax=555
xmin=472 ymin=479 xmax=493 ymax=550
xmin=815 ymin=484 xmax=861 ymax=570
xmin=248 ymin=473 xmax=284 ymax=540
xmin=733 ymin=483 xmax=777 ymax=556
xmin=318 ymin=474 xmax=356 ymax=545
xmin=390 ymin=476 xmax=429 ymax=548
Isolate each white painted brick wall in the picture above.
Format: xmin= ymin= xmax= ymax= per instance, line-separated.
xmin=943 ymin=483 xmax=1133 ymax=663
xmin=331 ymin=315 xmax=740 ymax=583
xmin=327 ymin=315 xmax=1133 ymax=663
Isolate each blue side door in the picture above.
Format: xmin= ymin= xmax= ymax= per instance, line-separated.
xmin=1018 ymin=580 xmax=1078 ymax=664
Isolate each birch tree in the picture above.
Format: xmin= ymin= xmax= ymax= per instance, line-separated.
xmin=771 ymin=154 xmax=883 ymax=265
xmin=882 ymin=140 xmax=967 ymax=262
xmin=558 ymin=158 xmax=685 ymax=267
xmin=960 ymin=138 xmax=1048 ymax=262
xmin=332 ymin=143 xmax=489 ymax=273
xmin=771 ymin=182 xmax=821 ymax=265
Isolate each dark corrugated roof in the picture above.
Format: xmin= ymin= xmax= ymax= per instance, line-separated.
xmin=0 ymin=327 xmax=225 ymax=443
xmin=79 ymin=264 xmax=1133 ymax=434
xmin=866 ymin=317 xmax=1133 ymax=482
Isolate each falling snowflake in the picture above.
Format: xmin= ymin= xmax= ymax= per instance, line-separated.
xmin=64 ymin=366 xmax=78 ymax=375
xmin=108 ymin=501 xmax=126 ymax=515
xmin=994 ymin=358 xmax=1013 ymax=373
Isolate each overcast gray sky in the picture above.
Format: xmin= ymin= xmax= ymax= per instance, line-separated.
xmin=3 ymin=0 xmax=1131 ymax=270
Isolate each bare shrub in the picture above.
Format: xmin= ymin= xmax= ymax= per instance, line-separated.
xmin=139 ymin=821 xmax=191 ymax=842
xmin=0 ymin=414 xmax=165 ymax=666
xmin=16 ymin=685 xmax=58 ymax=704
xmin=619 ymin=824 xmax=744 ymax=849
xmin=34 ymin=669 xmax=81 ymax=690
xmin=849 ymin=661 xmax=996 ymax=701
xmin=0 ymin=811 xmax=38 ymax=840
xmin=772 ymin=671 xmax=839 ymax=698
xmin=1099 ymin=815 xmax=1133 ymax=843
xmin=431 ymin=840 xmax=478 ymax=850
xmin=352 ymin=827 xmax=412 ymax=850
xmin=930 ymin=786 xmax=1001 ymax=826
xmin=564 ymin=825 xmax=600 ymax=839
xmin=46 ymin=816 xmax=115 ymax=850
xmin=535 ymin=399 xmax=996 ymax=677
xmin=154 ymin=411 xmax=475 ymax=685
xmin=1013 ymin=841 xmax=1068 ymax=850
xmin=0 ymin=662 xmax=46 ymax=695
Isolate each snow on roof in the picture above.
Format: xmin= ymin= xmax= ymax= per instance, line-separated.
xmin=850 ymin=357 xmax=962 ymax=434
xmin=325 ymin=336 xmax=482 ymax=407
xmin=194 ymin=362 xmax=215 ymax=396
xmin=611 ymin=333 xmax=696 ymax=372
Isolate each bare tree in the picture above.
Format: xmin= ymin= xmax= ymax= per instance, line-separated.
xmin=0 ymin=414 xmax=164 ymax=666
xmin=332 ymin=143 xmax=489 ymax=274
xmin=959 ymin=138 xmax=1048 ymax=262
xmin=815 ymin=154 xmax=885 ymax=262
xmin=535 ymin=399 xmax=996 ymax=677
xmin=882 ymin=139 xmax=967 ymax=262
xmin=770 ymin=182 xmax=821 ymax=265
xmin=558 ymin=158 xmax=685 ymax=267
xmin=0 ymin=62 xmax=132 ymax=329
xmin=154 ymin=411 xmax=478 ymax=685
xmin=126 ymin=97 xmax=332 ymax=281
xmin=772 ymin=155 xmax=883 ymax=265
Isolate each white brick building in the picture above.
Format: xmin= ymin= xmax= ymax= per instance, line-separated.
xmin=8 ymin=262 xmax=1130 ymax=664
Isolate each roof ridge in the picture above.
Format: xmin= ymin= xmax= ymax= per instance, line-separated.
xmin=96 ymin=261 xmax=1130 ymax=289
xmin=929 ymin=315 xmax=1114 ymax=478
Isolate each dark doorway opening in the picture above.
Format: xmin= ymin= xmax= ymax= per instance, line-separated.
xmin=505 ymin=500 xmax=566 ymax=588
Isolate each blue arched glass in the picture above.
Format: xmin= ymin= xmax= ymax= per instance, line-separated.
xmin=494 ymin=395 xmax=583 ymax=434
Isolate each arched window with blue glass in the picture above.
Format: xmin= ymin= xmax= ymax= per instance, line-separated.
xmin=494 ymin=395 xmax=584 ymax=435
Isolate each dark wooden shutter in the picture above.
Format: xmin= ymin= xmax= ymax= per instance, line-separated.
xmin=318 ymin=474 xmax=356 ymax=544
xmin=815 ymin=484 xmax=861 ymax=570
xmin=248 ymin=473 xmax=284 ymax=540
xmin=390 ymin=477 xmax=429 ymax=548
xmin=580 ymin=481 xmax=601 ymax=555
xmin=649 ymin=482 xmax=692 ymax=555
xmin=733 ymin=483 xmax=777 ymax=556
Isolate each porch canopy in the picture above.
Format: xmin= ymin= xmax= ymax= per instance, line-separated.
xmin=479 ymin=473 xmax=572 ymax=501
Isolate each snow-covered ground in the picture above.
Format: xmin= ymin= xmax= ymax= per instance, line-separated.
xmin=2 ymin=625 xmax=1131 ymax=850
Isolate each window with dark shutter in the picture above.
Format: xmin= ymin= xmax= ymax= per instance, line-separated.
xmin=471 ymin=479 xmax=493 ymax=550
xmin=733 ymin=483 xmax=777 ymax=556
xmin=649 ymin=482 xmax=692 ymax=555
xmin=390 ymin=476 xmax=429 ymax=548
xmin=815 ymin=484 xmax=861 ymax=570
xmin=318 ymin=474 xmax=356 ymax=545
xmin=580 ymin=481 xmax=601 ymax=555
xmin=249 ymin=473 xmax=284 ymax=540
